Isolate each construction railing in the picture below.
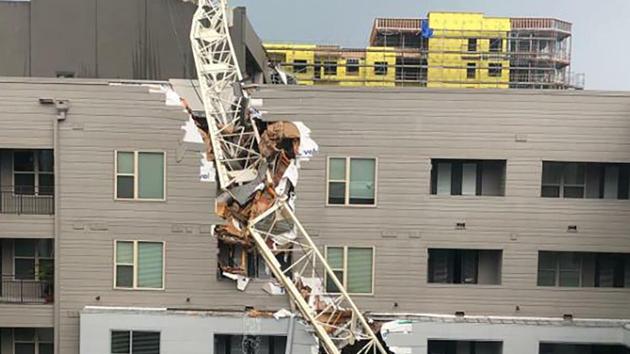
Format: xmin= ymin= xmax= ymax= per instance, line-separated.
xmin=0 ymin=274 xmax=53 ymax=304
xmin=0 ymin=186 xmax=54 ymax=215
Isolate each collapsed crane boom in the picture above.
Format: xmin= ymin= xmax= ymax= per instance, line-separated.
xmin=188 ymin=1 xmax=388 ymax=353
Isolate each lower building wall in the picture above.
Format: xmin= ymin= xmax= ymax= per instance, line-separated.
xmin=383 ymin=320 xmax=630 ymax=354
xmin=79 ymin=308 xmax=317 ymax=354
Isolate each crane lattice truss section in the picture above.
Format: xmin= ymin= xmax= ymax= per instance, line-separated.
xmin=189 ymin=1 xmax=388 ymax=353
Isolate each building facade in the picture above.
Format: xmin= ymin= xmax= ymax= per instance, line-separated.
xmin=266 ymin=12 xmax=583 ymax=89
xmin=0 ymin=78 xmax=629 ymax=354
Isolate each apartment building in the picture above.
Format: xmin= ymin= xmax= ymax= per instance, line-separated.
xmin=0 ymin=77 xmax=629 ymax=354
xmin=266 ymin=12 xmax=584 ymax=89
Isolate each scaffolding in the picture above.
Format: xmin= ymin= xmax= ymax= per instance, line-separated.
xmin=265 ymin=14 xmax=584 ymax=89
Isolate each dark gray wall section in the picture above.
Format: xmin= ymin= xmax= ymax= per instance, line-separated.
xmin=0 ymin=1 xmax=30 ymax=76
xmin=25 ymin=0 xmax=195 ymax=79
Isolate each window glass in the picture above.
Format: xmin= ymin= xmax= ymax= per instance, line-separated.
xmin=38 ymin=150 xmax=54 ymax=172
xmin=116 ymin=265 xmax=134 ymax=288
xmin=542 ymin=162 xmax=563 ymax=184
xmin=132 ymin=331 xmax=160 ymax=354
xmin=326 ymin=247 xmax=344 ymax=293
xmin=117 ymin=152 xmax=134 ymax=174
xmin=14 ymin=151 xmax=35 ymax=171
xmin=38 ymin=344 xmax=53 ymax=354
xmin=38 ymin=240 xmax=54 ymax=258
xmin=14 ymin=343 xmax=35 ymax=354
xmin=137 ymin=242 xmax=164 ymax=288
xmin=38 ymin=174 xmax=54 ymax=195
xmin=14 ymin=328 xmax=35 ymax=341
xmin=15 ymin=174 xmax=36 ymax=195
xmin=37 ymin=329 xmax=53 ymax=343
xmin=138 ymin=153 xmax=164 ymax=199
xmin=349 ymin=159 xmax=375 ymax=204
xmin=116 ymin=242 xmax=133 ymax=264
xmin=563 ymin=163 xmax=585 ymax=185
xmin=117 ymin=176 xmax=134 ymax=199
xmin=328 ymin=183 xmax=346 ymax=205
xmin=329 ymin=158 xmax=346 ymax=180
xmin=347 ymin=248 xmax=373 ymax=293
xmin=111 ymin=331 xmax=131 ymax=354
xmin=558 ymin=253 xmax=581 ymax=287
xmin=15 ymin=239 xmax=35 ymax=257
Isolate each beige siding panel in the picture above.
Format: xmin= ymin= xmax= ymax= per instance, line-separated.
xmin=0 ymin=304 xmax=53 ymax=327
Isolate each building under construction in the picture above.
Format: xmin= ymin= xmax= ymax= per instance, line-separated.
xmin=265 ymin=12 xmax=584 ymax=89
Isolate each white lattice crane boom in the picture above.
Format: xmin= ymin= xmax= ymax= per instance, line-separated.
xmin=187 ymin=1 xmax=389 ymax=353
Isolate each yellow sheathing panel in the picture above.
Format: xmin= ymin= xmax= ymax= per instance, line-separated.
xmin=427 ymin=12 xmax=510 ymax=88
xmin=264 ymin=43 xmax=316 ymax=85
xmin=365 ymin=47 xmax=396 ymax=87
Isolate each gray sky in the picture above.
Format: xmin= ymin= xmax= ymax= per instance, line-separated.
xmin=232 ymin=0 xmax=630 ymax=91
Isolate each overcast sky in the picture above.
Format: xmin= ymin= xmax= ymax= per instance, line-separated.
xmin=232 ymin=0 xmax=630 ymax=91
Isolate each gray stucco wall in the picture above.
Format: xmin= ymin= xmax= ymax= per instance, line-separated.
xmin=79 ymin=308 xmax=317 ymax=354
xmin=0 ymin=2 xmax=30 ymax=77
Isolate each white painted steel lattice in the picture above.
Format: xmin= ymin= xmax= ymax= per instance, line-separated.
xmin=189 ymin=1 xmax=388 ymax=353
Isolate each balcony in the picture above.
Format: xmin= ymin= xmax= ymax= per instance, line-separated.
xmin=0 ymin=186 xmax=54 ymax=215
xmin=0 ymin=275 xmax=53 ymax=304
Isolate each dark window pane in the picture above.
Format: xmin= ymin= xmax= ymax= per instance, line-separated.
xmin=538 ymin=270 xmax=556 ymax=286
xmin=15 ymin=239 xmax=35 ymax=257
xmin=132 ymin=331 xmax=160 ymax=354
xmin=116 ymin=265 xmax=133 ymax=288
xmin=16 ymin=259 xmax=36 ymax=280
xmin=38 ymin=239 xmax=54 ymax=258
xmin=14 ymin=328 xmax=35 ymax=341
xmin=39 ymin=343 xmax=53 ymax=354
xmin=564 ymin=186 xmax=584 ymax=198
xmin=15 ymin=174 xmax=35 ymax=195
xmin=15 ymin=343 xmax=35 ymax=354
xmin=541 ymin=186 xmax=560 ymax=198
xmin=38 ymin=150 xmax=54 ymax=172
xmin=14 ymin=151 xmax=35 ymax=171
xmin=374 ymin=62 xmax=388 ymax=75
xmin=38 ymin=174 xmax=54 ymax=196
xmin=117 ymin=176 xmax=134 ymax=199
xmin=326 ymin=270 xmax=344 ymax=293
xmin=328 ymin=182 xmax=346 ymax=204
xmin=111 ymin=331 xmax=131 ymax=354
xmin=292 ymin=60 xmax=307 ymax=74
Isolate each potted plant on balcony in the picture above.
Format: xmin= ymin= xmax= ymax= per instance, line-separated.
xmin=37 ymin=263 xmax=54 ymax=303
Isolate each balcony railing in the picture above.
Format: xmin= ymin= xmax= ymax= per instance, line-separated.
xmin=0 ymin=274 xmax=53 ymax=304
xmin=0 ymin=186 xmax=54 ymax=215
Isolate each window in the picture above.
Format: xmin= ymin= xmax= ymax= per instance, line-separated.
xmin=323 ymin=61 xmax=338 ymax=76
xmin=488 ymin=63 xmax=502 ymax=77
xmin=346 ymin=58 xmax=359 ymax=75
xmin=292 ymin=60 xmax=307 ymax=74
xmin=13 ymin=150 xmax=54 ymax=195
xmin=541 ymin=162 xmax=585 ymax=198
xmin=538 ymin=251 xmax=630 ymax=288
xmin=489 ymin=38 xmax=503 ymax=52
xmin=467 ymin=38 xmax=477 ymax=52
xmin=466 ymin=63 xmax=476 ymax=79
xmin=14 ymin=328 xmax=53 ymax=354
xmin=214 ymin=335 xmax=286 ymax=354
xmin=327 ymin=157 xmax=377 ymax=206
xmin=541 ymin=161 xmax=630 ymax=199
xmin=313 ymin=61 xmax=322 ymax=79
xmin=14 ymin=239 xmax=54 ymax=281
xmin=116 ymin=151 xmax=165 ymax=200
xmin=428 ymin=249 xmax=502 ymax=285
xmin=540 ymin=343 xmax=630 ymax=354
xmin=374 ymin=61 xmax=388 ymax=75
xmin=429 ymin=340 xmax=502 ymax=354
xmin=115 ymin=241 xmax=164 ymax=289
xmin=431 ymin=159 xmax=506 ymax=196
xmin=325 ymin=246 xmax=374 ymax=294
xmin=111 ymin=331 xmax=160 ymax=354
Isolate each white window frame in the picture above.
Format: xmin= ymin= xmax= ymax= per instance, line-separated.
xmin=12 ymin=150 xmax=54 ymax=196
xmin=113 ymin=240 xmax=166 ymax=291
xmin=13 ymin=328 xmax=53 ymax=354
xmin=114 ymin=150 xmax=166 ymax=201
xmin=326 ymin=156 xmax=378 ymax=207
xmin=110 ymin=330 xmax=161 ymax=354
xmin=324 ymin=246 xmax=375 ymax=296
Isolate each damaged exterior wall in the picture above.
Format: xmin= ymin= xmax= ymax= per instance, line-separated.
xmin=1 ymin=78 xmax=629 ymax=353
